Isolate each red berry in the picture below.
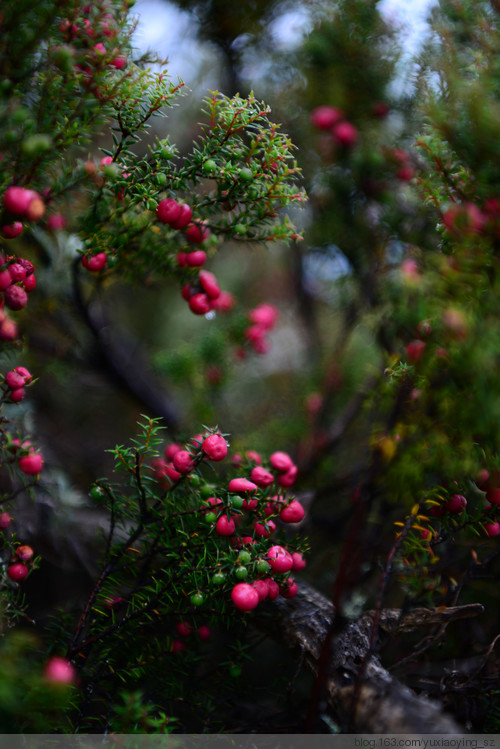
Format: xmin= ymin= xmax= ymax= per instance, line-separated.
xmin=202 ymin=433 xmax=228 ymax=461
xmin=111 ymin=55 xmax=127 ymax=69
xmin=0 ymin=512 xmax=12 ymax=529
xmin=406 ymin=339 xmax=426 ymax=364
xmin=248 ymin=303 xmax=279 ymax=330
xmin=252 ymin=579 xmax=269 ymax=601
xmin=7 ymin=563 xmax=29 ymax=582
xmin=8 ymin=264 xmax=26 ymax=283
xmin=3 ymin=187 xmax=36 ymax=216
xmin=1 ymin=222 xmax=23 ymax=239
xmin=246 ymin=450 xmax=262 ymax=464
xmin=188 ymin=293 xmax=212 ymax=315
xmin=6 ymin=370 xmax=26 ymax=389
xmin=186 ymin=221 xmax=210 ymax=244
xmin=250 ymin=466 xmax=274 ymax=488
xmin=216 ymin=515 xmax=236 ymax=536
xmin=171 ymin=639 xmax=186 ymax=653
xmin=269 ymin=451 xmax=294 ymax=472
xmin=186 ymin=250 xmax=207 ymax=267
xmin=16 ymin=544 xmax=34 ymax=561
xmin=81 ymin=252 xmax=107 ymax=272
xmin=203 ymin=496 xmax=223 ymax=514
xmin=0 ymin=318 xmax=18 ymax=341
xmin=199 ymin=270 xmax=221 ymax=300
xmin=266 ymin=578 xmax=280 ymax=601
xmin=267 ymin=545 xmax=293 ymax=573
xmin=47 ymin=213 xmax=66 ymax=231
xmin=23 ymin=273 xmax=36 ymax=292
xmin=228 ymin=477 xmax=258 ymax=495
xmin=176 ymin=621 xmax=191 ymax=638
xmin=254 ymin=519 xmax=276 ymax=538
xmin=44 ymin=657 xmax=76 ymax=684
xmin=277 ymin=465 xmax=298 ymax=488
xmin=0 ymin=270 xmax=12 ymax=291
xmin=156 ymin=198 xmax=181 ymax=225
xmin=18 ymin=452 xmax=44 ymax=475
xmin=9 ymin=387 xmax=25 ymax=403
xmin=292 ymin=552 xmax=306 ymax=571
xmin=164 ymin=442 xmax=182 ymax=461
xmin=280 ymin=577 xmax=298 ymax=598
xmin=445 ymin=494 xmax=467 ymax=514
xmin=484 ymin=521 xmax=500 ymax=538
xmin=397 ymin=165 xmax=414 ymax=181
xmin=332 ymin=121 xmax=358 ymax=147
xmin=172 ymin=450 xmax=195 ymax=474
xmin=197 ymin=624 xmax=211 ymax=641
xmin=280 ymin=500 xmax=305 ymax=523
xmin=212 ymin=290 xmax=235 ymax=312
xmin=310 ymin=106 xmax=344 ymax=130
xmin=231 ymin=582 xmax=259 ymax=611
xmin=170 ymin=203 xmax=192 ymax=230
xmin=4 ymin=285 xmax=28 ymax=310
xmin=176 ymin=252 xmax=188 ymax=267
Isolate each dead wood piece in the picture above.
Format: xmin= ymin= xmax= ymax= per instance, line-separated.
xmin=258 ymin=581 xmax=479 ymax=733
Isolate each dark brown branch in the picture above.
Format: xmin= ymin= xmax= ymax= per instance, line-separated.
xmin=257 ymin=581 xmax=482 ymax=733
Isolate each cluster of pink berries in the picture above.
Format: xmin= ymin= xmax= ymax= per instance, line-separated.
xmin=310 ymin=105 xmax=358 ymax=148
xmin=390 ymin=148 xmax=415 ymax=182
xmin=231 ymin=448 xmax=299 ymax=491
xmin=440 ymin=198 xmax=500 ymax=238
xmin=58 ymin=6 xmax=127 ymax=79
xmin=0 ymin=254 xmax=37 ymax=341
xmin=151 ymin=431 xmax=229 ymax=488
xmin=10 ymin=438 xmax=44 ymax=476
xmin=3 ymin=366 xmax=32 ymax=403
xmin=4 ymin=540 xmax=35 ymax=583
xmin=1 ymin=186 xmax=46 ymax=240
xmin=243 ymin=303 xmax=279 ymax=355
xmin=171 ymin=621 xmax=211 ymax=654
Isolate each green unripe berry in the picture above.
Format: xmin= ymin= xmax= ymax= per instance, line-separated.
xmin=238 ymin=167 xmax=253 ymax=182
xmin=205 ymin=512 xmax=217 ymax=524
xmin=155 ymin=173 xmax=167 ymax=186
xmin=22 ymin=134 xmax=53 ymax=157
xmin=51 ymin=45 xmax=74 ymax=73
xmin=237 ymin=550 xmax=251 ymax=565
xmin=103 ymin=163 xmax=120 ymax=179
xmin=230 ymin=496 xmax=244 ymax=510
xmin=12 ymin=107 xmax=31 ymax=125
xmin=202 ymin=159 xmax=217 ymax=175
xmin=189 ymin=473 xmax=201 ymax=487
xmin=233 ymin=224 xmax=247 ymax=236
xmin=229 ymin=664 xmax=242 ymax=678
xmin=212 ymin=572 xmax=226 ymax=585
xmin=235 ymin=566 xmax=248 ymax=580
xmin=90 ymin=485 xmax=106 ymax=501
xmin=190 ymin=592 xmax=204 ymax=607
xmin=159 ymin=147 xmax=174 ymax=160
xmin=256 ymin=559 xmax=271 ymax=574
xmin=200 ymin=485 xmax=216 ymax=500
xmin=146 ymin=199 xmax=157 ymax=211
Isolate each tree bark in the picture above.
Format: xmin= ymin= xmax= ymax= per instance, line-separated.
xmin=258 ymin=581 xmax=483 ymax=733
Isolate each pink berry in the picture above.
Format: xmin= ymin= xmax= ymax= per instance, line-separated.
xmin=277 ymin=465 xmax=298 ymax=487
xmin=18 ymin=452 xmax=44 ymax=475
xmin=4 ymin=285 xmax=28 ymax=311
xmin=156 ymin=198 xmax=181 ymax=225
xmin=248 ymin=303 xmax=279 ymax=330
xmin=47 ymin=213 xmax=66 ymax=231
xmin=16 ymin=544 xmax=34 ymax=561
xmin=44 ymin=657 xmax=76 ymax=684
xmin=486 ymin=487 xmax=500 ymax=505
xmin=14 ymin=367 xmax=32 ymax=383
xmin=228 ymin=477 xmax=258 ymax=495
xmin=246 ymin=450 xmax=262 ymax=464
xmin=280 ymin=500 xmax=305 ymax=523
xmin=291 ymin=552 xmax=306 ymax=571
xmin=265 ymin=578 xmax=280 ymax=601
xmin=484 ymin=521 xmax=500 ymax=538
xmin=176 ymin=621 xmax=191 ymax=638
xmin=26 ymin=195 xmax=46 ymax=221
xmin=252 ymin=579 xmax=269 ymax=601
xmin=172 ymin=450 xmax=195 ymax=474
xmin=231 ymin=582 xmax=259 ymax=611
xmin=406 ymin=339 xmax=426 ymax=364
xmin=310 ymin=106 xmax=344 ymax=130
xmin=267 ymin=545 xmax=293 ymax=573
xmin=81 ymin=252 xmax=107 ymax=272
xmin=188 ymin=293 xmax=212 ymax=315
xmin=100 ymin=156 xmax=113 ymax=167
xmin=202 ymin=433 xmax=228 ymax=461
xmin=171 ymin=639 xmax=186 ymax=653
xmin=3 ymin=186 xmax=35 ymax=215
xmin=9 ymin=387 xmax=25 ymax=403
xmin=212 ymin=291 xmax=235 ymax=313
xmin=332 ymin=121 xmax=358 ymax=147
xmin=0 ymin=318 xmax=18 ymax=341
xmin=164 ymin=442 xmax=182 ymax=461
xmin=197 ymin=624 xmax=211 ymax=641
xmin=23 ymin=273 xmax=36 ymax=292
xmin=6 ymin=370 xmax=26 ymax=389
xmin=397 ymin=165 xmax=414 ymax=181
xmin=0 ymin=512 xmax=12 ymax=529
xmin=250 ymin=466 xmax=274 ymax=488
xmin=445 ymin=494 xmax=467 ymax=514
xmin=185 ymin=250 xmax=207 ymax=267
xmin=111 ymin=54 xmax=127 ymax=69
xmin=199 ymin=270 xmax=221 ymax=300
xmin=269 ymin=451 xmax=294 ymax=472
xmin=185 ymin=221 xmax=210 ymax=244
xmin=8 ymin=264 xmax=26 ymax=283
xmin=1 ymin=222 xmax=23 ymax=239
xmin=7 ymin=563 xmax=29 ymax=582
xmin=254 ymin=519 xmax=276 ymax=538
xmin=170 ymin=203 xmax=192 ymax=230
xmin=280 ymin=578 xmax=298 ymax=599
xmin=216 ymin=515 xmax=236 ymax=536
xmin=0 ymin=270 xmax=12 ymax=290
